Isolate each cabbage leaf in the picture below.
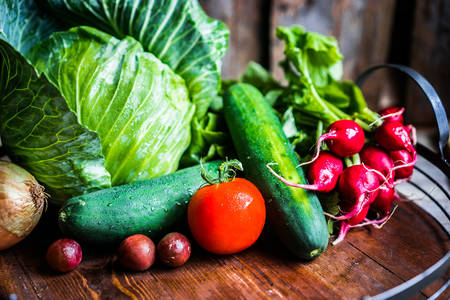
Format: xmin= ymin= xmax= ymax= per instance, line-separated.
xmin=29 ymin=27 xmax=194 ymax=186
xmin=0 ymin=0 xmax=111 ymax=202
xmin=0 ymin=0 xmax=222 ymax=205
xmin=0 ymin=39 xmax=113 ymax=201
xmin=42 ymin=0 xmax=229 ymax=119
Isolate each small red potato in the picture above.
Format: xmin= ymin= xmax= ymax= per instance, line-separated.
xmin=118 ymin=234 xmax=155 ymax=271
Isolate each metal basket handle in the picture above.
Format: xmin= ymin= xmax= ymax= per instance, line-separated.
xmin=356 ymin=64 xmax=449 ymax=166
xmin=357 ymin=64 xmax=450 ymax=300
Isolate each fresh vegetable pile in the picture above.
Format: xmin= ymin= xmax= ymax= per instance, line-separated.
xmin=0 ymin=0 xmax=421 ymax=275
xmin=58 ymin=160 xmax=223 ymax=245
xmin=223 ymin=83 xmax=328 ymax=259
xmin=0 ymin=0 xmax=229 ymax=205
xmin=234 ymin=26 xmax=417 ymax=244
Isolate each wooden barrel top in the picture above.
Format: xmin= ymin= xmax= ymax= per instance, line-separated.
xmin=1 ymin=150 xmax=449 ymax=299
xmin=0 ymin=198 xmax=449 ymax=300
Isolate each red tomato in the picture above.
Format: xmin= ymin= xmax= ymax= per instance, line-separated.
xmin=187 ymin=178 xmax=266 ymax=255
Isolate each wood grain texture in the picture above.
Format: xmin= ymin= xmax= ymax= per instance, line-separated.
xmin=405 ymin=0 xmax=450 ymax=126
xmin=270 ymin=0 xmax=396 ymax=108
xmin=0 ymin=252 xmax=39 ymax=300
xmin=200 ymin=0 xmax=270 ymax=79
xmin=0 ymin=200 xmax=448 ymax=300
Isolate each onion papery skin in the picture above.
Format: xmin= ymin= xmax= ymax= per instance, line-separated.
xmin=0 ymin=161 xmax=47 ymax=250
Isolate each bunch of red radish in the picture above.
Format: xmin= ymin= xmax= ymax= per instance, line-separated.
xmin=268 ymin=107 xmax=417 ymax=244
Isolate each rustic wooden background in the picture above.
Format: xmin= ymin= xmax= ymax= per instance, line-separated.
xmin=200 ymin=0 xmax=450 ymax=143
xmin=1 ymin=3 xmax=449 ymax=298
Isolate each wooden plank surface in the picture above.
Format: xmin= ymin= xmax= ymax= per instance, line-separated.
xmin=0 ymin=199 xmax=448 ymax=300
xmin=199 ymin=0 xmax=270 ymax=79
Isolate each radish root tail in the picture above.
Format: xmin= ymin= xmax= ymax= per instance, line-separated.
xmin=297 ymin=132 xmax=336 ymax=167
xmin=324 ymin=194 xmax=367 ymax=221
xmin=361 ymin=163 xmax=393 ymax=189
xmin=392 ymin=149 xmax=417 ymax=180
xmin=332 ymin=205 xmax=398 ymax=245
xmin=266 ymin=163 xmax=322 ymax=190
xmin=369 ymin=107 xmax=405 ymax=128
xmin=355 ymin=205 xmax=398 ymax=229
xmin=332 ymin=222 xmax=351 ymax=245
xmin=406 ymin=125 xmax=417 ymax=146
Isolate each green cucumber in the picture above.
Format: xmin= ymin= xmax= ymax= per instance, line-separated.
xmin=223 ymin=83 xmax=329 ymax=260
xmin=58 ymin=161 xmax=222 ymax=245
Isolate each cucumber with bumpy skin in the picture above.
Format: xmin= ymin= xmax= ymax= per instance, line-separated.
xmin=58 ymin=161 xmax=222 ymax=245
xmin=223 ymin=83 xmax=329 ymax=260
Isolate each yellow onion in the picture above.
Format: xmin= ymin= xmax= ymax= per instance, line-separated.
xmin=0 ymin=160 xmax=47 ymax=250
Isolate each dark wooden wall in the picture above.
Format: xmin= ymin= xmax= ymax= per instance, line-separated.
xmin=406 ymin=0 xmax=450 ymax=126
xmin=200 ymin=0 xmax=450 ymax=135
xmin=199 ymin=0 xmax=271 ymax=80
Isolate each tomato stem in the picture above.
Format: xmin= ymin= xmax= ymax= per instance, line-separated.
xmin=200 ymin=159 xmax=243 ymax=185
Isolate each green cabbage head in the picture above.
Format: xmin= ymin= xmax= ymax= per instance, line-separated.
xmin=0 ymin=0 xmax=228 ymax=205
